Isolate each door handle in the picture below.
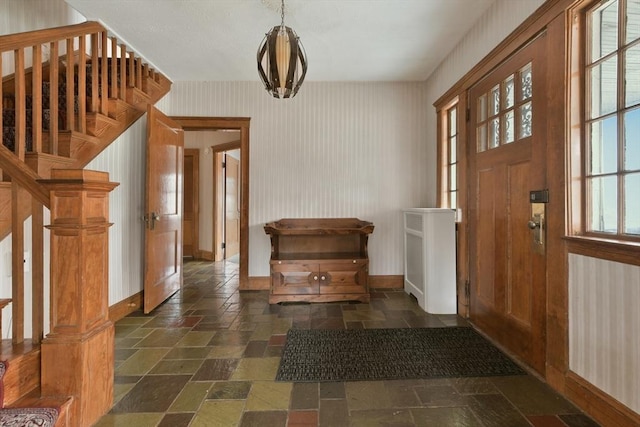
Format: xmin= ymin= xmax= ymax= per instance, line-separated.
xmin=144 ymin=212 xmax=161 ymax=230
xmin=529 ymin=190 xmax=548 ymax=254
xmin=528 ymin=210 xmax=544 ymax=252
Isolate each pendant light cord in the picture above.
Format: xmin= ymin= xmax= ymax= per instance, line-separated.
xmin=280 ymin=0 xmax=285 ymax=27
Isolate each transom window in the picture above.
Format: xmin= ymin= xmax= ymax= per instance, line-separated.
xmin=476 ymin=63 xmax=533 ymax=152
xmin=585 ymin=0 xmax=640 ymax=236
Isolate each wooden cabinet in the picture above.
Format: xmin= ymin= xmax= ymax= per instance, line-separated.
xmin=264 ymin=218 xmax=374 ymax=304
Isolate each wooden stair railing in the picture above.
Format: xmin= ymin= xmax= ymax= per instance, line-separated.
xmin=1 ymin=21 xmax=171 ymax=242
xmin=0 ymin=21 xmax=171 ymax=426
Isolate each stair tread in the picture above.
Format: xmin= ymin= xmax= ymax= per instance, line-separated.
xmin=12 ymin=394 xmax=72 ymax=409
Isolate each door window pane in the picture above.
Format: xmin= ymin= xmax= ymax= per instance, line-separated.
xmin=590 ymin=116 xmax=618 ymax=174
xmin=519 ymin=64 xmax=533 ymax=101
xmin=450 ymin=136 xmax=457 ymax=163
xmin=624 ymin=173 xmax=640 ymax=234
xmin=478 ymin=94 xmax=487 ymax=122
xmin=589 ymin=55 xmax=618 ymax=118
xmin=504 ymin=75 xmax=515 ymax=109
xmin=591 ymin=0 xmax=619 ymax=61
xmin=477 ymin=124 xmax=487 ymax=152
xmin=589 ymin=175 xmax=618 ymax=233
xmin=450 ymin=164 xmax=457 ymax=191
xmin=624 ymin=107 xmax=640 ymax=170
xmin=490 ymin=85 xmax=500 ymax=115
xmin=625 ymin=43 xmax=640 ymax=107
xmin=518 ymin=102 xmax=532 ymax=139
xmin=449 ymin=108 xmax=457 ymax=134
xmin=504 ymin=110 xmax=515 ymax=144
xmin=489 ymin=118 xmax=500 ymax=149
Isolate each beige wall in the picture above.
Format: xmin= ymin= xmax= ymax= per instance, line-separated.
xmin=156 ymin=81 xmax=429 ymax=278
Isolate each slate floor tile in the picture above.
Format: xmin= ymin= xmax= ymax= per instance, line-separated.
xmin=110 ymin=374 xmax=191 ymax=413
xmin=96 ymin=260 xmax=601 ymax=427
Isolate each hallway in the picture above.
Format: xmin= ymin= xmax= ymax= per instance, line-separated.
xmin=94 ymin=260 xmax=599 ymax=426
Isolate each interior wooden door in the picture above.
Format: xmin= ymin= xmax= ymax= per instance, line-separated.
xmin=183 ymin=149 xmax=199 ymax=258
xmin=144 ymin=106 xmax=184 ymax=313
xmin=468 ymin=33 xmax=548 ymax=374
xmin=224 ymin=154 xmax=240 ymax=258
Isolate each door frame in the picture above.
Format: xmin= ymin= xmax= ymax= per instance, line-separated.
xmin=171 ymin=117 xmax=250 ymax=289
xmin=433 ymin=0 xmax=570 ymax=388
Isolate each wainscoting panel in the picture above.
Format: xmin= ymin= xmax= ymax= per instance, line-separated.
xmin=568 ymin=253 xmax=640 ymax=414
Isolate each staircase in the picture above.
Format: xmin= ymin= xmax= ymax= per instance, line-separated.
xmin=0 ymin=21 xmax=171 ymax=426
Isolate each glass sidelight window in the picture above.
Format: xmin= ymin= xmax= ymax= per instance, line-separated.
xmin=446 ymin=105 xmax=458 ymax=209
xmin=585 ymin=0 xmax=640 ymax=236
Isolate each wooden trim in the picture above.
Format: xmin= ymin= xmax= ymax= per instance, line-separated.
xmin=172 ymin=117 xmax=251 ymax=130
xmin=0 ymin=21 xmax=104 ymax=51
xmin=211 ymin=140 xmax=241 ymax=153
xmin=108 ymin=292 xmax=143 ymax=322
xmin=456 ymin=94 xmax=469 ymax=318
xmin=565 ymin=371 xmax=640 ymax=427
xmin=369 ymin=275 xmax=403 ymax=289
xmin=565 ymin=236 xmax=640 ymax=267
xmin=544 ymin=11 xmax=571 ymax=392
xmin=171 ymin=117 xmax=250 ymax=289
xmin=247 ymin=276 xmax=270 ymax=290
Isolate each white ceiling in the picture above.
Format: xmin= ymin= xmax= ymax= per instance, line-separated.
xmin=64 ymin=0 xmax=496 ymax=82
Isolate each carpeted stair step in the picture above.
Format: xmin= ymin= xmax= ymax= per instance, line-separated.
xmin=9 ymin=394 xmax=73 ymax=427
xmin=0 ymin=361 xmax=69 ymax=427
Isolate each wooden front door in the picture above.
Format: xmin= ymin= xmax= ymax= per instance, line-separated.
xmin=144 ymin=106 xmax=184 ymax=313
xmin=224 ymin=154 xmax=240 ymax=258
xmin=468 ymin=34 xmax=547 ymax=374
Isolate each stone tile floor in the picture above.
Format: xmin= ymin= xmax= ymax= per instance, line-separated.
xmin=93 ymin=260 xmax=600 ymax=427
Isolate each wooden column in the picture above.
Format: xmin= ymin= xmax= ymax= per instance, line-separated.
xmin=38 ymin=169 xmax=119 ymax=427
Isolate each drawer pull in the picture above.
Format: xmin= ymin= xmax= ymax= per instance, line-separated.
xmin=321 ymin=276 xmax=326 ymax=281
xmin=278 ymin=261 xmax=282 ymax=264
xmin=353 ymin=260 xmax=356 ymax=263
xmin=313 ymin=275 xmax=318 ymax=280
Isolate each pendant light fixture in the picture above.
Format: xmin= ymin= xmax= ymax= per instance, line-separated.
xmin=257 ymin=0 xmax=308 ymax=98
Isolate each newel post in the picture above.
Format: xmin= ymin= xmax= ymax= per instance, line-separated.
xmin=38 ymin=169 xmax=119 ymax=427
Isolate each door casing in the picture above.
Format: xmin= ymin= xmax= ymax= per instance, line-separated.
xmin=171 ymin=117 xmax=250 ymax=289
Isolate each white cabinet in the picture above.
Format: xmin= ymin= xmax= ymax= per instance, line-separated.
xmin=403 ymin=208 xmax=457 ymax=314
